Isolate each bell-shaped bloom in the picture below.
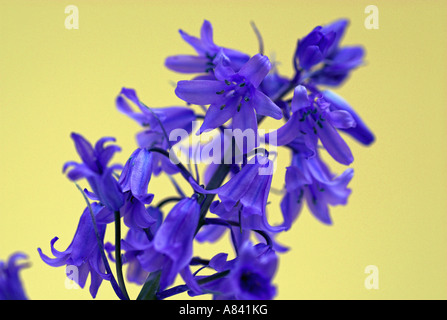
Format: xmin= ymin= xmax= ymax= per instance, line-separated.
xmin=295 ymin=18 xmax=350 ymax=71
xmin=310 ymin=46 xmax=365 ymax=86
xmin=63 ymin=133 xmax=124 ymax=211
xmin=38 ymin=203 xmax=111 ymax=298
xmin=301 ymin=19 xmax=365 ymax=86
xmin=89 ymin=148 xmax=157 ymax=230
xmin=119 ymin=148 xmax=154 ymax=204
xmin=295 ymin=27 xmax=336 ymax=70
xmin=198 ymin=241 xmax=278 ymax=300
xmin=175 ymin=53 xmax=283 ymax=137
xmin=265 ymin=85 xmax=356 ymax=165
xmin=0 ymin=253 xmax=29 ymax=300
xmin=165 ymin=20 xmax=250 ymax=74
xmin=191 ymin=154 xmax=284 ymax=233
xmin=116 ymin=87 xmax=196 ymax=175
xmin=321 ymin=90 xmax=375 ymax=145
xmin=280 ymin=143 xmax=354 ymax=226
xmin=117 ymin=207 xmax=163 ymax=285
xmin=134 ymin=197 xmax=201 ymax=291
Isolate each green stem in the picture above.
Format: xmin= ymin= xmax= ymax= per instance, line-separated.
xmin=114 ymin=210 xmax=130 ymax=300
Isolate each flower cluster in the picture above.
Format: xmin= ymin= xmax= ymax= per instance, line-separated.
xmin=29 ymin=19 xmax=374 ymax=301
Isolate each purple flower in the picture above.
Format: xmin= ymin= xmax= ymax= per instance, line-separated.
xmin=280 ymin=142 xmax=354 ymax=226
xmin=321 ymin=90 xmax=375 ymax=145
xmin=203 ymin=242 xmax=278 ymax=300
xmin=266 ymin=85 xmax=356 ymax=165
xmin=191 ymin=154 xmax=284 ymax=233
xmin=175 ymin=53 xmax=283 ymax=136
xmin=295 ymin=26 xmax=336 ymax=70
xmin=38 ymin=203 xmax=111 ymax=298
xmin=135 ymin=197 xmax=201 ymax=291
xmin=119 ymin=148 xmax=154 ymax=205
xmin=0 ymin=253 xmax=30 ymax=300
xmin=116 ymin=87 xmax=196 ymax=175
xmin=89 ymin=148 xmax=157 ymax=230
xmin=63 ymin=133 xmax=124 ymax=211
xmin=310 ymin=46 xmax=365 ymax=86
xmin=119 ymin=207 xmax=163 ymax=285
xmin=165 ymin=20 xmax=250 ymax=75
xmin=304 ymin=19 xmax=365 ymax=86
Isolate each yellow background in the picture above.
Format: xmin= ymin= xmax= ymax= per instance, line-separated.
xmin=0 ymin=0 xmax=446 ymax=300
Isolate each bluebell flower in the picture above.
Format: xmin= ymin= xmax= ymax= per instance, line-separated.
xmin=200 ymin=241 xmax=278 ymax=300
xmin=134 ymin=197 xmax=201 ymax=291
xmin=175 ymin=53 xmax=283 ymax=136
xmin=191 ymin=154 xmax=284 ymax=233
xmin=321 ymin=90 xmax=375 ymax=145
xmin=295 ymin=19 xmax=365 ymax=86
xmin=119 ymin=148 xmax=154 ymax=205
xmin=88 ymin=147 xmax=158 ymax=230
xmin=38 ymin=202 xmax=111 ymax=298
xmin=295 ymin=24 xmax=337 ymax=70
xmin=295 ymin=19 xmax=352 ymax=71
xmin=119 ymin=207 xmax=163 ymax=285
xmin=0 ymin=253 xmax=29 ymax=300
xmin=63 ymin=133 xmax=124 ymax=212
xmin=266 ymin=85 xmax=356 ymax=165
xmin=165 ymin=20 xmax=250 ymax=75
xmin=280 ymin=141 xmax=354 ymax=226
xmin=310 ymin=46 xmax=365 ymax=86
xmin=116 ymin=87 xmax=196 ymax=175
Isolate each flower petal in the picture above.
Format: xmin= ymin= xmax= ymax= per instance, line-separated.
xmin=129 ymin=149 xmax=154 ymax=203
xmin=290 ymin=85 xmax=310 ymax=112
xmin=179 ymin=29 xmax=206 ymax=55
xmin=165 ymin=55 xmax=209 ymax=74
xmin=197 ymin=97 xmax=238 ymax=134
xmin=305 ymin=186 xmax=332 ymax=225
xmin=238 ymin=54 xmax=271 ymax=88
xmin=322 ymin=90 xmax=375 ymax=145
xmin=175 ymin=80 xmax=227 ymax=105
xmin=71 ymin=133 xmax=98 ymax=173
xmin=328 ymin=110 xmax=356 ymax=129
xmin=231 ymin=102 xmax=258 ymax=154
xmin=200 ymin=20 xmax=214 ymax=49
xmin=317 ymin=122 xmax=354 ymax=165
xmin=299 ymin=45 xmax=323 ymax=70
xmin=251 ymin=90 xmax=282 ymax=120
xmin=280 ymin=190 xmax=304 ymax=230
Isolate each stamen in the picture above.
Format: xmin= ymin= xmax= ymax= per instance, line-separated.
xmin=220 ymin=104 xmax=226 ymax=110
xmin=244 ymin=97 xmax=250 ymax=102
xmin=239 ymin=82 xmax=246 ymax=87
xmin=216 ymin=90 xmax=225 ymax=95
xmin=237 ymin=103 xmax=241 ymax=112
xmin=225 ymin=80 xmax=231 ymax=85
